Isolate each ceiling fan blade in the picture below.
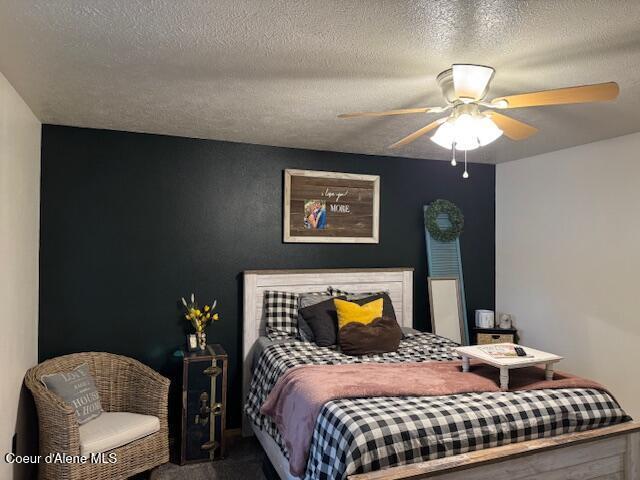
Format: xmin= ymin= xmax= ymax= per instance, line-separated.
xmin=491 ymin=82 xmax=619 ymax=109
xmin=452 ymin=64 xmax=495 ymax=101
xmin=338 ymin=107 xmax=442 ymax=118
xmin=389 ymin=118 xmax=446 ymax=149
xmin=487 ymin=112 xmax=538 ymax=140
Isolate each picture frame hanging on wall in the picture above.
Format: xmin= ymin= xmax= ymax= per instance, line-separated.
xmin=283 ymin=169 xmax=380 ymax=243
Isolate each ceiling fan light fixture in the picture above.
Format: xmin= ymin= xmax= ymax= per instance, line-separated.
xmin=451 ymin=114 xmax=481 ymax=150
xmin=430 ymin=113 xmax=502 ymax=151
xmin=430 ymin=121 xmax=455 ymax=149
xmin=452 ymin=64 xmax=495 ymax=101
xmin=476 ymin=116 xmax=503 ymax=146
xmin=431 ymin=118 xmax=477 ymax=150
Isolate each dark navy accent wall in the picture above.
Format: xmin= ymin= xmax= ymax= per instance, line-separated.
xmin=39 ymin=125 xmax=495 ymax=431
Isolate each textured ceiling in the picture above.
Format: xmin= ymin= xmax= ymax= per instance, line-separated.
xmin=1 ymin=0 xmax=640 ymax=163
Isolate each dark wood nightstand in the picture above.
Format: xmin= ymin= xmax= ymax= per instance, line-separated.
xmin=179 ymin=344 xmax=228 ymax=465
xmin=474 ymin=327 xmax=518 ymax=345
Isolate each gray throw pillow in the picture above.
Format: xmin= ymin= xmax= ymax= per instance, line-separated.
xmin=40 ymin=363 xmax=103 ymax=424
xmin=297 ymin=292 xmax=333 ymax=341
xmin=298 ymin=295 xmax=347 ymax=347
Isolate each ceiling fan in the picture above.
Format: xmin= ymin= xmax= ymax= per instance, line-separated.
xmin=338 ymin=64 xmax=619 ymax=178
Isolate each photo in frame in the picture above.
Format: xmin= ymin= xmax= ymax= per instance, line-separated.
xmin=283 ymin=169 xmax=380 ymax=243
xmin=186 ymin=334 xmax=198 ymax=352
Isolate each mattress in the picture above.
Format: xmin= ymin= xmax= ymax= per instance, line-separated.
xmin=245 ymin=332 xmax=629 ymax=480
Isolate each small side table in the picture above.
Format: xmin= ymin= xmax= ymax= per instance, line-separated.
xmin=455 ymin=343 xmax=563 ymax=391
xmin=180 ymin=344 xmax=228 ymax=465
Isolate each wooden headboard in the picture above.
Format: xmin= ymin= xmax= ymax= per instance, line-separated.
xmin=242 ymin=267 xmax=414 ymax=435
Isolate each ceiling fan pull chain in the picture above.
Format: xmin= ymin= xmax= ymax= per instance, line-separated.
xmin=451 ymin=143 xmax=457 ymax=166
xmin=463 ymin=150 xmax=469 ymax=179
xmin=462 ymin=137 xmax=479 ymax=179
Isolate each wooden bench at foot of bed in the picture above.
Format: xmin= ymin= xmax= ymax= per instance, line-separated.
xmin=349 ymin=421 xmax=640 ymax=480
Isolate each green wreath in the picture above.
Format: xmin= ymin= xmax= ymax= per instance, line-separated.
xmin=425 ymin=199 xmax=464 ymax=242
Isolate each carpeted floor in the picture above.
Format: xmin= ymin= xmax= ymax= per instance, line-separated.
xmin=149 ymin=437 xmax=268 ymax=480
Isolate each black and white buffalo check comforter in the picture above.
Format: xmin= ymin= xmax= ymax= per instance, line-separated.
xmin=245 ymin=332 xmax=629 ymax=479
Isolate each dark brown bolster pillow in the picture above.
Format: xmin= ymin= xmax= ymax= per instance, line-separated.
xmin=338 ymin=316 xmax=402 ymax=356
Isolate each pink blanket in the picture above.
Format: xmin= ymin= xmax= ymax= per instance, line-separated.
xmin=260 ymin=361 xmax=608 ymax=477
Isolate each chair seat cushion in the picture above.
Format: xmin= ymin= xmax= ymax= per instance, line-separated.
xmin=79 ymin=411 xmax=160 ymax=455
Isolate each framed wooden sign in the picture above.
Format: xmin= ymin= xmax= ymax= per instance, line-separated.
xmin=284 ymin=169 xmax=380 ymax=243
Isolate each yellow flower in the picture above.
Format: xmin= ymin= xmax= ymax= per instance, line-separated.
xmin=204 ymin=305 xmax=210 ymax=312
xmin=206 ymin=313 xmax=210 ymax=319
xmin=213 ymin=313 xmax=219 ymax=321
xmin=194 ymin=309 xmax=201 ymax=316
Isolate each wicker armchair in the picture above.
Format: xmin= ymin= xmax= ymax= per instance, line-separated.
xmin=25 ymin=352 xmax=170 ymax=480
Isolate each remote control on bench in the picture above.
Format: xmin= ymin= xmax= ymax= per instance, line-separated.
xmin=514 ymin=346 xmax=527 ymax=357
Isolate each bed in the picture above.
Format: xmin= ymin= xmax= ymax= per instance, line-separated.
xmin=243 ymin=268 xmax=639 ymax=480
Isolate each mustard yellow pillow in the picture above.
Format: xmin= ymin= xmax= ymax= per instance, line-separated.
xmin=334 ymin=298 xmax=384 ymax=329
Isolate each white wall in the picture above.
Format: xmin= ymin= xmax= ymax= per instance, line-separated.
xmin=0 ymin=72 xmax=41 ymax=477
xmin=497 ymin=132 xmax=640 ymax=419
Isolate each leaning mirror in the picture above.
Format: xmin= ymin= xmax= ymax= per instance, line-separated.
xmin=427 ymin=277 xmax=468 ymax=345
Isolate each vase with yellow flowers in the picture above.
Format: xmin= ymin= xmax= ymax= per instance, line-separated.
xmin=181 ymin=293 xmax=220 ymax=351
